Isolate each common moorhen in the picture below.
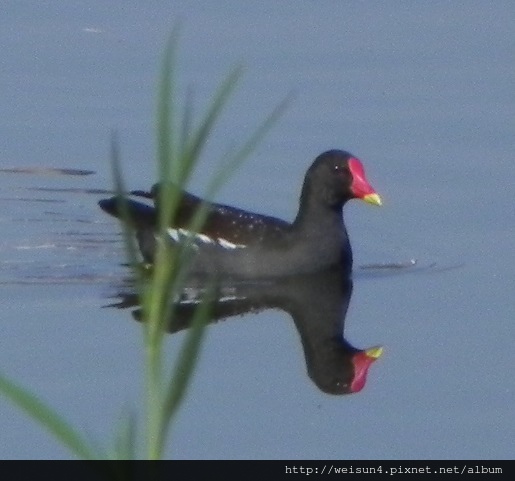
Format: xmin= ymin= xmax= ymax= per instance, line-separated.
xmin=99 ymin=149 xmax=382 ymax=279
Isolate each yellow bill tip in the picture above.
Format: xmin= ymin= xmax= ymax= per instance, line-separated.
xmin=365 ymin=346 xmax=384 ymax=359
xmin=363 ymin=193 xmax=382 ymax=206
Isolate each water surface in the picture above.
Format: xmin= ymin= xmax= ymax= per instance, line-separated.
xmin=0 ymin=1 xmax=514 ymax=459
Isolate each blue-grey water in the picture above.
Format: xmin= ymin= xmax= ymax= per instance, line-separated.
xmin=0 ymin=1 xmax=514 ymax=459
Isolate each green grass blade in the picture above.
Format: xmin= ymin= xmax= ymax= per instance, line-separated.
xmin=135 ymin=31 xmax=287 ymax=459
xmin=206 ymin=94 xmax=291 ymax=199
xmin=111 ymin=409 xmax=137 ymax=460
xmin=153 ymin=93 xmax=291 ymax=455
xmin=110 ymin=132 xmax=140 ymax=273
xmin=144 ymin=33 xmax=180 ymax=454
xmin=178 ymin=66 xmax=242 ymax=185
xmin=0 ymin=372 xmax=101 ymax=460
xmin=179 ymin=85 xmax=194 ymax=155
xmin=158 ymin=286 xmax=213 ymax=453
xmin=157 ymin=28 xmax=180 ymax=183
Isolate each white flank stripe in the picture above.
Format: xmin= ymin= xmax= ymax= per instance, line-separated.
xmin=166 ymin=228 xmax=180 ymax=242
xmin=166 ymin=228 xmax=246 ymax=250
xmin=217 ymin=238 xmax=246 ymax=250
xmin=197 ymin=233 xmax=213 ymax=244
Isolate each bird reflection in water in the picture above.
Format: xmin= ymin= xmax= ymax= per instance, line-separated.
xmin=107 ymin=266 xmax=383 ymax=395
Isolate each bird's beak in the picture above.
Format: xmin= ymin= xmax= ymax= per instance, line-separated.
xmin=349 ymin=345 xmax=384 ymax=393
xmin=348 ymin=158 xmax=382 ymax=206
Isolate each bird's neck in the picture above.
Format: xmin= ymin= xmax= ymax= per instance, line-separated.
xmin=293 ymin=185 xmax=346 ymax=233
xmin=292 ymin=186 xmax=352 ymax=269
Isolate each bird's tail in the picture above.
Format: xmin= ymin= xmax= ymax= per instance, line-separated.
xmin=98 ymin=196 xmax=157 ymax=229
xmin=99 ymin=196 xmax=158 ymax=262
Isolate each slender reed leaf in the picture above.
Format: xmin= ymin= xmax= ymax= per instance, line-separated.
xmin=179 ymin=86 xmax=194 ymax=155
xmin=115 ymin=30 xmax=288 ymax=460
xmin=180 ymin=66 xmax=242 ymax=184
xmin=0 ymin=372 xmax=100 ymax=460
xmin=206 ymin=94 xmax=291 ymax=200
xmin=111 ymin=409 xmax=137 ymax=461
xmin=110 ymin=132 xmax=140 ymax=273
xmin=157 ymin=285 xmax=214 ymax=455
xmin=157 ymin=28 xmax=180 ymax=181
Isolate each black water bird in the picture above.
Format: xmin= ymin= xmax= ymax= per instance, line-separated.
xmin=99 ymin=150 xmax=381 ymax=279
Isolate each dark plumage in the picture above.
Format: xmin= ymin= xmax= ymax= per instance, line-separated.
xmin=99 ymin=149 xmax=381 ymax=279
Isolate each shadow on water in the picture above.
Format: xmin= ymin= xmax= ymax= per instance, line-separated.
xmin=106 ymin=266 xmax=384 ymax=395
